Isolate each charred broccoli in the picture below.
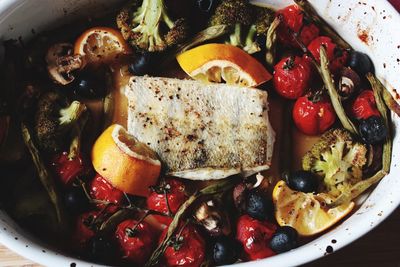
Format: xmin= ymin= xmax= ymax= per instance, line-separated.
xmin=34 ymin=91 xmax=87 ymax=153
xmin=302 ymin=128 xmax=368 ymax=197
xmin=116 ymin=0 xmax=190 ymax=52
xmin=209 ymin=0 xmax=274 ymax=54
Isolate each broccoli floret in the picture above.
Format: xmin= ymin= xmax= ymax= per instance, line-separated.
xmin=302 ymin=128 xmax=368 ymax=197
xmin=209 ymin=0 xmax=274 ymax=54
xmin=116 ymin=0 xmax=190 ymax=52
xmin=34 ymin=92 xmax=87 ymax=154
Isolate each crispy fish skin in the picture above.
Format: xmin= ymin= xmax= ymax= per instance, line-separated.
xmin=124 ymin=76 xmax=275 ymax=180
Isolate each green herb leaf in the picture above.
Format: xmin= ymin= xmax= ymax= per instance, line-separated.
xmin=319 ymin=46 xmax=358 ymax=135
xmin=21 ymin=123 xmax=66 ymax=226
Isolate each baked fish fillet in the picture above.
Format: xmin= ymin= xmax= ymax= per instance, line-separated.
xmin=124 ymin=76 xmax=275 ymax=180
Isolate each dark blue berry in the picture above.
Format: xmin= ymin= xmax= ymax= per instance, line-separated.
xmin=213 ymin=236 xmax=241 ymax=265
xmin=359 ymin=115 xmax=387 ymax=144
xmin=269 ymin=226 xmax=298 ymax=253
xmin=64 ymin=187 xmax=89 ymax=214
xmin=348 ymin=51 xmax=373 ymax=76
xmin=246 ymin=189 xmax=274 ymax=221
xmin=286 ymin=170 xmax=319 ymax=193
xmin=128 ymin=53 xmax=154 ymax=76
xmin=73 ymin=71 xmax=106 ymax=98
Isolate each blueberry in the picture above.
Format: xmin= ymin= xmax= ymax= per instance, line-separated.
xmin=359 ymin=115 xmax=387 ymax=144
xmin=73 ymin=70 xmax=106 ymax=98
xmin=64 ymin=187 xmax=89 ymax=214
xmin=269 ymin=226 xmax=298 ymax=253
xmin=213 ymin=236 xmax=241 ymax=265
xmin=286 ymin=170 xmax=319 ymax=193
xmin=128 ymin=53 xmax=154 ymax=76
xmin=87 ymin=236 xmax=114 ymax=262
xmin=246 ymin=189 xmax=274 ymax=221
xmin=348 ymin=51 xmax=373 ymax=76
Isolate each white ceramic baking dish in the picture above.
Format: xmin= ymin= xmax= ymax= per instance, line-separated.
xmin=0 ymin=0 xmax=399 ymax=266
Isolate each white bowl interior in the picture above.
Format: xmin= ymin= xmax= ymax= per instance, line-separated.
xmin=0 ymin=0 xmax=399 ymax=266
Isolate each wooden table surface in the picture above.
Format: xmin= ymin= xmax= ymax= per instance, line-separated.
xmin=0 ymin=206 xmax=398 ymax=266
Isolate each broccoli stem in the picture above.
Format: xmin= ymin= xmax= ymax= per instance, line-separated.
xmin=229 ymin=23 xmax=243 ymax=47
xmin=59 ymin=101 xmax=87 ymax=128
xmin=243 ymin=25 xmax=261 ymax=54
xmin=265 ymin=17 xmax=280 ymax=69
xmin=132 ymin=0 xmax=174 ymax=52
xmin=68 ymin=110 xmax=89 ymax=160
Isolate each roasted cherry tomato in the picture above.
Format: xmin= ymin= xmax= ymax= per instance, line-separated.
xmin=273 ymin=56 xmax=312 ymax=99
xmin=293 ymin=95 xmax=336 ymax=135
xmin=73 ymin=211 xmax=99 ymax=249
xmin=90 ymin=174 xmax=124 ymax=210
xmin=50 ymin=152 xmax=85 ymax=186
xmin=115 ymin=219 xmax=156 ymax=265
xmin=147 ymin=178 xmax=187 ymax=225
xmin=307 ymin=36 xmax=348 ymax=74
xmin=236 ymin=214 xmax=276 ymax=261
xmin=161 ymin=224 xmax=205 ymax=267
xmin=350 ymin=90 xmax=380 ymax=120
xmin=276 ymin=4 xmax=320 ymax=47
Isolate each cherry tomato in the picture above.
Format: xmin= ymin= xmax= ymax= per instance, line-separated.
xmin=350 ymin=90 xmax=380 ymax=120
xmin=307 ymin=36 xmax=348 ymax=74
xmin=293 ymin=95 xmax=336 ymax=135
xmin=276 ymin=4 xmax=320 ymax=47
xmin=73 ymin=211 xmax=99 ymax=249
xmin=273 ymin=56 xmax=312 ymax=99
xmin=50 ymin=152 xmax=85 ymax=186
xmin=147 ymin=178 xmax=187 ymax=225
xmin=161 ymin=224 xmax=205 ymax=267
xmin=114 ymin=219 xmax=156 ymax=265
xmin=90 ymin=174 xmax=124 ymax=210
xmin=236 ymin=214 xmax=276 ymax=261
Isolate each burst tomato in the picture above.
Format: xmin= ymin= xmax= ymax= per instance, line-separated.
xmin=350 ymin=90 xmax=380 ymax=120
xmin=236 ymin=215 xmax=277 ymax=261
xmin=50 ymin=152 xmax=85 ymax=186
xmin=73 ymin=211 xmax=99 ymax=249
xmin=114 ymin=219 xmax=156 ymax=265
xmin=161 ymin=224 xmax=205 ymax=267
xmin=276 ymin=4 xmax=320 ymax=47
xmin=90 ymin=174 xmax=124 ymax=209
xmin=307 ymin=36 xmax=348 ymax=73
xmin=273 ymin=56 xmax=312 ymax=99
xmin=146 ymin=178 xmax=187 ymax=225
xmin=293 ymin=95 xmax=337 ymax=135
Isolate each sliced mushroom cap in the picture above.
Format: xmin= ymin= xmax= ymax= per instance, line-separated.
xmin=194 ymin=199 xmax=231 ymax=236
xmin=46 ymin=43 xmax=83 ymax=85
xmin=338 ymin=67 xmax=361 ymax=99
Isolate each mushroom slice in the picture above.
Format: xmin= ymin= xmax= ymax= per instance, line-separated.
xmin=46 ymin=43 xmax=83 ymax=85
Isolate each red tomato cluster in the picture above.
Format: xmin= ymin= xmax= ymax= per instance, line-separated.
xmin=272 ymin=4 xmax=357 ymax=136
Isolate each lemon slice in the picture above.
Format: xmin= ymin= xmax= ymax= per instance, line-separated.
xmin=176 ymin=43 xmax=272 ymax=87
xmin=74 ymin=27 xmax=132 ymax=65
xmin=92 ymin=124 xmax=161 ymax=197
xmin=272 ymin=180 xmax=354 ymax=236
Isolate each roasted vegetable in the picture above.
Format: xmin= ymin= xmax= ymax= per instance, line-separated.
xmin=209 ymin=0 xmax=274 ymax=54
xmin=302 ymin=128 xmax=368 ymax=197
xmin=34 ymin=91 xmax=87 ymax=153
xmin=116 ymin=0 xmax=190 ymax=52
